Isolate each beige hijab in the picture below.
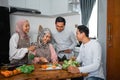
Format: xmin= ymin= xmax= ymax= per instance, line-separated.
xmin=15 ymin=19 xmax=29 ymax=39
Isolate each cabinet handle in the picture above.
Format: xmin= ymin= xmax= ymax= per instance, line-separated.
xmin=108 ymin=23 xmax=112 ymax=41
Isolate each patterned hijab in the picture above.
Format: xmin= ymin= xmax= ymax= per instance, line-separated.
xmin=37 ymin=28 xmax=52 ymax=48
xmin=15 ymin=19 xmax=29 ymax=39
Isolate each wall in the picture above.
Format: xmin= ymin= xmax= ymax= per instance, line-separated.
xmin=0 ymin=0 xmax=8 ymax=7
xmin=98 ymin=0 xmax=107 ymax=79
xmin=10 ymin=14 xmax=80 ymax=42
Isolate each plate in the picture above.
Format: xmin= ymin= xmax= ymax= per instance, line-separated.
xmin=41 ymin=64 xmax=62 ymax=70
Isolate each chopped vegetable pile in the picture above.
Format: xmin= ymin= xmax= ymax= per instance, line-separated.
xmin=17 ymin=65 xmax=34 ymax=74
xmin=62 ymin=59 xmax=80 ymax=70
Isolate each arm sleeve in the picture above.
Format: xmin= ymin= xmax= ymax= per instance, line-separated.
xmin=9 ymin=33 xmax=28 ymax=61
xmin=51 ymin=37 xmax=56 ymax=49
xmin=76 ymin=47 xmax=82 ymax=63
xmin=69 ymin=31 xmax=77 ymax=49
xmin=79 ymin=42 xmax=102 ymax=73
xmin=49 ymin=43 xmax=58 ymax=62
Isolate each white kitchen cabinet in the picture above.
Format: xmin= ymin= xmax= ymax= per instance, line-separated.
xmin=26 ymin=0 xmax=40 ymax=10
xmin=51 ymin=0 xmax=68 ymax=15
xmin=50 ymin=0 xmax=80 ymax=15
xmin=8 ymin=0 xmax=40 ymax=10
xmin=68 ymin=0 xmax=80 ymax=12
xmin=39 ymin=0 xmax=51 ymax=15
xmin=8 ymin=0 xmax=51 ymax=15
xmin=8 ymin=0 xmax=26 ymax=8
xmin=8 ymin=0 xmax=77 ymax=15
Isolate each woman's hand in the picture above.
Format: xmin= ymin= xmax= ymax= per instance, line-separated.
xmin=39 ymin=57 xmax=48 ymax=63
xmin=32 ymin=57 xmax=40 ymax=64
xmin=52 ymin=59 xmax=58 ymax=65
xmin=67 ymin=66 xmax=80 ymax=73
xmin=70 ymin=56 xmax=76 ymax=61
xmin=28 ymin=45 xmax=36 ymax=52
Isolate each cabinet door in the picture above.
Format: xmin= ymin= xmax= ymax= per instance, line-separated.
xmin=8 ymin=0 xmax=26 ymax=8
xmin=51 ymin=0 xmax=68 ymax=15
xmin=26 ymin=0 xmax=40 ymax=10
xmin=107 ymin=0 xmax=120 ymax=80
xmin=39 ymin=0 xmax=50 ymax=15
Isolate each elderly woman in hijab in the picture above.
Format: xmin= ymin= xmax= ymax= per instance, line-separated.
xmin=32 ymin=28 xmax=58 ymax=64
xmin=9 ymin=19 xmax=36 ymax=64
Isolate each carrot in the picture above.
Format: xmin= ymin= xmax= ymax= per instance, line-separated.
xmin=16 ymin=69 xmax=21 ymax=74
xmin=13 ymin=69 xmax=18 ymax=75
xmin=1 ymin=69 xmax=21 ymax=77
xmin=1 ymin=70 xmax=11 ymax=77
xmin=52 ymin=65 xmax=56 ymax=69
xmin=41 ymin=64 xmax=48 ymax=69
xmin=3 ymin=72 xmax=10 ymax=77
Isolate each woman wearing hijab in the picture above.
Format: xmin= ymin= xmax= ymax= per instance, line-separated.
xmin=9 ymin=19 xmax=36 ymax=64
xmin=32 ymin=28 xmax=58 ymax=64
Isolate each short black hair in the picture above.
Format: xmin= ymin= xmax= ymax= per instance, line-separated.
xmin=77 ymin=25 xmax=89 ymax=37
xmin=55 ymin=16 xmax=66 ymax=25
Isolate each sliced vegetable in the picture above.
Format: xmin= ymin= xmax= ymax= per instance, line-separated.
xmin=62 ymin=59 xmax=80 ymax=70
